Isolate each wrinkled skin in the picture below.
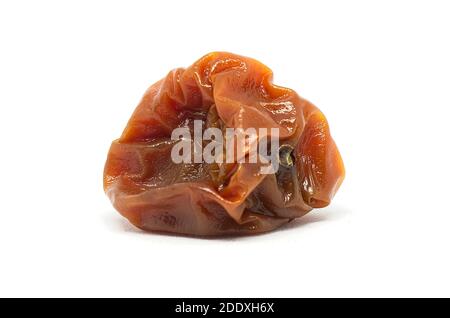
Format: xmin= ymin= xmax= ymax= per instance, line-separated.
xmin=104 ymin=52 xmax=345 ymax=236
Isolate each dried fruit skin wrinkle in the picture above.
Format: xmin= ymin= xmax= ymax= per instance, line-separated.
xmin=104 ymin=52 xmax=345 ymax=236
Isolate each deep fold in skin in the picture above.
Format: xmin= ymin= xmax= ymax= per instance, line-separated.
xmin=104 ymin=52 xmax=345 ymax=236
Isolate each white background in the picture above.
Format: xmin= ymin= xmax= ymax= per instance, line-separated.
xmin=1 ymin=0 xmax=449 ymax=297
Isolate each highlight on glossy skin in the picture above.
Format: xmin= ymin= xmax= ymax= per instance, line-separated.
xmin=104 ymin=52 xmax=345 ymax=236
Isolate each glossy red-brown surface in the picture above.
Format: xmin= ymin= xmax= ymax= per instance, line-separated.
xmin=104 ymin=52 xmax=345 ymax=236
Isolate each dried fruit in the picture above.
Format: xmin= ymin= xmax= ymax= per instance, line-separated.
xmin=104 ymin=52 xmax=345 ymax=236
